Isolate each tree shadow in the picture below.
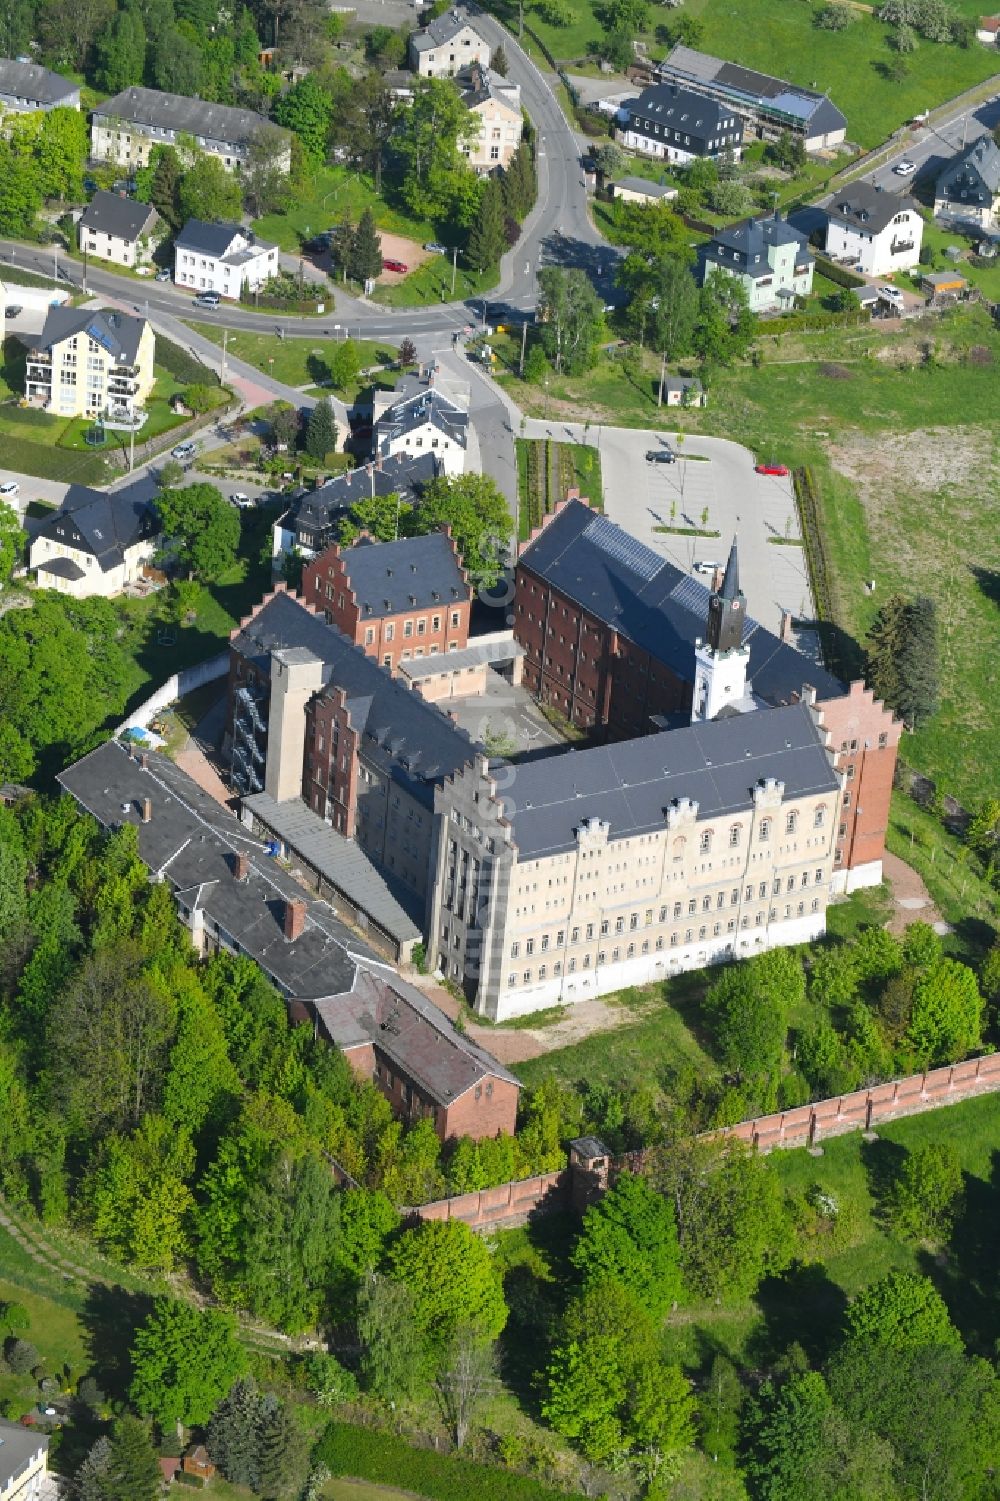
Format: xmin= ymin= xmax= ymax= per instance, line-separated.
xmin=860 ymin=1133 xmax=907 ymax=1227
xmin=918 ymin=1150 xmax=1000 ymax=1357
xmin=306 ymin=352 xmax=331 ymax=386
xmin=747 ymin=1260 xmax=850 ymax=1369
xmin=970 ymin=564 xmax=1000 ymax=611
xmin=805 ymin=619 xmax=865 ymax=686
xmin=79 ymin=1283 xmax=156 ymax=1403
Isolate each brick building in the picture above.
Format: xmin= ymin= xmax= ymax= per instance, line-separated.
xmin=514 ymin=501 xmax=900 ymax=892
xmin=302 ymin=530 xmax=471 ymax=673
xmin=58 ymin=738 xmax=516 ymax=1142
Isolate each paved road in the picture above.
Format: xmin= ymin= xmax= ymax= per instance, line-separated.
xmin=835 ymin=90 xmax=1000 ymax=197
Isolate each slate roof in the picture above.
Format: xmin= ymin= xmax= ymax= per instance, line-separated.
xmin=660 ymin=45 xmax=846 ymax=134
xmin=624 ymin=83 xmax=734 ymax=144
xmin=936 ymin=136 xmax=1000 ymax=200
xmin=411 ymin=8 xmax=486 ymax=52
xmin=314 ymin=969 xmax=520 ymax=1104
xmin=0 ymin=1419 xmax=48 ymax=1493
xmin=80 ymin=189 xmax=158 ymax=242
xmin=57 ymin=738 xmax=375 ymax=1002
xmin=0 ymin=57 xmax=76 ymax=105
xmin=35 ymin=483 xmax=160 ymax=570
xmin=457 ymin=63 xmax=519 ymax=111
xmin=339 ymin=532 xmax=468 ymax=617
xmin=288 ymin=453 xmax=440 ymax=540
xmin=95 ymin=86 xmax=285 ymax=150
xmin=376 ymin=389 xmax=469 ymax=451
xmin=707 ymin=213 xmax=811 ymax=275
xmin=613 ymin=176 xmax=677 ymax=199
xmin=504 ymin=701 xmax=839 ymax=860
xmin=37 ymin=556 xmax=87 ymax=580
xmin=827 ymin=180 xmax=919 ymax=235
xmin=175 ymin=220 xmax=274 ymax=261
xmin=23 ymin=305 xmax=147 ymax=365
xmin=232 ymin=592 xmax=477 ymax=803
xmin=518 ymin=501 xmax=843 ymax=704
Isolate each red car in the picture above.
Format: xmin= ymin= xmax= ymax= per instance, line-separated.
xmin=383 ymin=259 xmax=408 ymax=274
xmin=755 ymin=462 xmax=789 ymax=476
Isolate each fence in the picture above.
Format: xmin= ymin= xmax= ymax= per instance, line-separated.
xmin=719 ymin=1052 xmax=1000 ymax=1152
xmin=117 ymin=651 xmax=230 ymax=735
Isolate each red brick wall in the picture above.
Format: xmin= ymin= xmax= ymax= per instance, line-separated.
xmin=405 ymin=1169 xmax=568 ymax=1229
xmin=439 ymin=1074 xmax=520 ymax=1141
xmin=719 ymin=1053 xmax=1000 ymax=1152
xmin=304 ymin=687 xmax=359 ymax=836
xmin=815 ymin=681 xmax=901 ymax=874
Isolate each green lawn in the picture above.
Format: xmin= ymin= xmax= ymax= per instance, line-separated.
xmin=185 ymin=324 xmax=398 ymax=397
xmin=252 ymin=164 xmax=435 ymax=252
xmin=201 ymin=1481 xmax=429 ymax=1501
xmin=371 ymin=256 xmax=499 ymax=308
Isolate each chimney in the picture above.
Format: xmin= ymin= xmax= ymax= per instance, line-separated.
xmin=284 ymin=897 xmax=307 ymax=942
xmin=233 ymin=852 xmax=250 ymax=882
xmin=140 ymin=796 xmax=152 ymax=823
xmin=779 ymin=608 xmax=794 ymax=643
xmin=711 ymin=565 xmax=725 ymax=593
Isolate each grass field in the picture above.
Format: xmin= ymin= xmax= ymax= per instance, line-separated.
xmin=253 ymin=164 xmax=434 ymax=253
xmin=499 ymin=306 xmax=1000 ymax=808
xmin=185 ymin=324 xmax=398 ymax=398
xmin=371 ymin=256 xmax=498 ymax=308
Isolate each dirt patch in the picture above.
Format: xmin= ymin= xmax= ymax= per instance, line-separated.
xmin=882 ymin=850 xmax=946 ymax=936
xmin=415 ymin=977 xmax=657 ymax=1065
xmin=827 ymin=424 xmax=992 ymax=508
xmin=376 ymin=233 xmax=433 ymax=284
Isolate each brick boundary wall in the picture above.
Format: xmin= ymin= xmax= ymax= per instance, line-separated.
xmin=396 ymin=1055 xmax=1000 ymax=1232
xmin=718 ymin=1052 xmax=1000 ymax=1153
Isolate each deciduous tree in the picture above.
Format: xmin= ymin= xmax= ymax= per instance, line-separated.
xmin=156 ymin=482 xmax=241 ymax=581
xmin=571 ymin=1171 xmax=681 ymax=1317
xmin=130 ymin=1298 xmax=248 ymax=1429
xmin=178 ymin=154 xmax=242 ymax=224
xmin=273 ymin=74 xmax=333 ymax=163
xmin=418 ymin=472 xmax=511 ymax=587
xmin=537 ymin=265 xmax=604 ymax=374
xmin=388 ymin=1219 xmax=507 ymax=1354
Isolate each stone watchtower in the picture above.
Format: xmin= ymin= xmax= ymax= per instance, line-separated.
xmin=691 ymin=538 xmax=750 ymax=723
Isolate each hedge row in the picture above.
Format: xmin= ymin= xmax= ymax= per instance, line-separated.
xmin=314 ymin=1423 xmax=583 ymax=1501
xmin=156 ymin=334 xmax=220 ymax=387
xmin=813 ymin=253 xmax=866 ymax=290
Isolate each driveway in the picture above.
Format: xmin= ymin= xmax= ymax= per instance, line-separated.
xmin=522 ymin=420 xmax=813 ymax=632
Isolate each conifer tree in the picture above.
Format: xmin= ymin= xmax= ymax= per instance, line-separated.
xmin=304 ymin=398 xmax=337 ymax=462
xmin=865 ymin=593 xmax=908 ymax=715
xmin=348 ymin=208 xmax=383 ymax=284
xmin=467 ymin=177 xmax=506 ymax=273
xmin=897 ymin=594 xmax=939 ymax=728
xmin=255 ymin=1399 xmax=308 ymax=1500
xmin=491 ymin=42 xmax=509 ymax=74
xmin=208 ymin=1377 xmax=267 ymax=1489
xmin=101 ymin=1416 xmax=160 ymax=1501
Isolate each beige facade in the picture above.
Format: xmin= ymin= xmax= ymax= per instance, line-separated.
xmin=410 ymin=19 xmax=491 ymax=76
xmin=24 ymin=317 xmax=155 ymax=423
xmin=29 ymin=529 xmax=156 ymax=598
xmin=0 ymin=1419 xmax=48 ymax=1501
xmin=91 ymin=88 xmax=290 ymax=175
xmin=428 ymin=715 xmax=842 ymax=1020
xmin=464 ymin=93 xmax=522 ymax=171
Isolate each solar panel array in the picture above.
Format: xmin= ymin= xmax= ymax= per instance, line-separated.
xmin=584 ymin=515 xmax=665 ymax=583
xmin=86 ymin=321 xmax=117 ymax=356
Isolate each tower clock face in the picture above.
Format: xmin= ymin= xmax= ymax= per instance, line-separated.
xmin=732 ymin=600 xmax=741 ymax=611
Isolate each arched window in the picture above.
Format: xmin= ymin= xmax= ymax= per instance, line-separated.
xmin=759 ymin=819 xmax=771 ymax=841
xmin=813 ymin=805 xmax=827 ymax=828
xmin=729 ymin=824 xmax=741 ymax=847
xmin=786 ymin=811 xmax=798 ymax=834
xmin=700 ymin=829 xmax=713 ymax=853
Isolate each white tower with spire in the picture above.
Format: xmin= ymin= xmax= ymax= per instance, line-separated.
xmin=691 ymin=539 xmax=751 ymax=723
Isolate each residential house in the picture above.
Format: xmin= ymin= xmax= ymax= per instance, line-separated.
xmin=91 ymin=86 xmax=290 ymax=173
xmin=29 ymin=483 xmax=160 ymax=597
xmin=78 ymin=190 xmax=160 ymax=270
xmin=700 ymin=212 xmax=814 ymax=312
xmin=661 ymin=375 xmax=705 ymax=407
xmin=824 ymin=181 xmax=923 ymax=276
xmin=923 ymin=269 xmax=968 ymax=297
xmin=0 ymin=1419 xmax=49 ymax=1501
xmin=610 ymin=177 xmax=678 ymax=205
xmin=0 ymin=57 xmax=78 ymax=112
xmin=19 ymin=306 xmax=155 ymax=424
xmin=934 ymin=136 xmax=1000 ymax=231
xmin=656 ymin=45 xmax=846 ymax=152
xmin=373 ymin=379 xmax=469 ymax=475
xmin=302 ymin=530 xmax=471 ymax=672
xmin=57 ymin=738 xmax=519 ymax=1140
xmin=457 ymin=64 xmax=522 ymax=171
xmin=975 ymin=14 xmax=1000 ymax=42
xmin=513 ymin=499 xmax=900 ymax=892
xmin=409 ymin=10 xmax=491 ymax=77
xmin=271 ymin=452 xmax=440 ymax=569
xmin=617 ymin=83 xmax=743 ymax=164
xmin=174 ymin=220 xmax=279 ymax=299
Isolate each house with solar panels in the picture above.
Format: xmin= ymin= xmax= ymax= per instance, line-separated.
xmin=656 ymin=45 xmax=847 ymax=153
xmin=19 ymin=306 xmax=154 ymax=425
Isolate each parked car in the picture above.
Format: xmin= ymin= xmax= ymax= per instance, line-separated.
xmin=229 ymin=492 xmax=254 ymax=509
xmin=893 ymin=159 xmax=917 ymax=176
xmin=154 ymin=268 xmax=172 ymax=282
xmin=646 ymin=448 xmax=675 ymax=464
xmin=304 ymin=232 xmax=332 ymax=252
xmin=194 ymin=291 xmax=221 ymax=308
xmin=4 ymin=305 xmax=22 ymax=318
xmin=755 ymin=462 xmax=789 ymax=476
xmin=693 ymin=560 xmax=722 ymax=575
xmin=424 ymin=242 xmax=448 ymax=255
xmin=0 ymin=481 xmax=20 ymax=498
xmin=877 ymin=284 xmax=905 ymax=308
xmin=170 ymin=442 xmax=196 ymax=461
xmin=383 ymin=259 xmax=408 ymax=273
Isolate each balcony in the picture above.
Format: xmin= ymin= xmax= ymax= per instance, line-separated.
xmin=890 ymin=239 xmax=915 ymax=255
xmin=103 ymin=406 xmax=148 ymax=432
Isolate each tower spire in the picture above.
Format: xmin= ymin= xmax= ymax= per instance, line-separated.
xmin=719 ymin=536 xmax=740 ymax=602
xmin=691 ymin=535 xmax=750 ymax=723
